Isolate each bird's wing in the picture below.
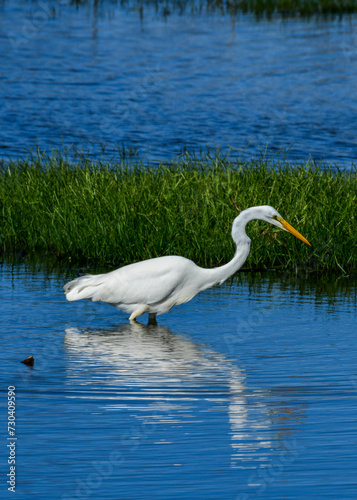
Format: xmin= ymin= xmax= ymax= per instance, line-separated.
xmin=104 ymin=256 xmax=197 ymax=306
xmin=65 ymin=256 xmax=198 ymax=307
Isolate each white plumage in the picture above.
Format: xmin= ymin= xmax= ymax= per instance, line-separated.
xmin=64 ymin=205 xmax=310 ymax=323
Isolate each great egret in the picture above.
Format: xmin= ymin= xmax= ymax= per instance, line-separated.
xmin=64 ymin=205 xmax=310 ymax=323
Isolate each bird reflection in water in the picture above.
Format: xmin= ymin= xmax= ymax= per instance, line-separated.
xmin=64 ymin=322 xmax=304 ymax=469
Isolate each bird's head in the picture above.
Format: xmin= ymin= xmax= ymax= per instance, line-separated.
xmin=253 ymin=205 xmax=311 ymax=246
xmin=235 ymin=205 xmax=311 ymax=246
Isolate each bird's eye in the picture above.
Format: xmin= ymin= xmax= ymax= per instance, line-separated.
xmin=272 ymin=215 xmax=278 ymax=220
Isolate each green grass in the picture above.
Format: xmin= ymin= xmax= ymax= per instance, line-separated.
xmin=0 ymin=150 xmax=356 ymax=273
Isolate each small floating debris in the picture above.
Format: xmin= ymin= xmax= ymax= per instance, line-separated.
xmin=21 ymin=355 xmax=34 ymax=367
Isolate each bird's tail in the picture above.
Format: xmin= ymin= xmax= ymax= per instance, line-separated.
xmin=64 ymin=274 xmax=107 ymax=302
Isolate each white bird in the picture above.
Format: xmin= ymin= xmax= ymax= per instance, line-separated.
xmin=64 ymin=205 xmax=310 ymax=323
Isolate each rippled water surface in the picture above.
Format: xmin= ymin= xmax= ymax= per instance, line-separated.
xmin=1 ymin=264 xmax=356 ymax=499
xmin=1 ymin=1 xmax=357 ymax=163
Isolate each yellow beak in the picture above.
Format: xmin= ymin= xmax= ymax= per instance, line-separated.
xmin=277 ymin=217 xmax=311 ymax=246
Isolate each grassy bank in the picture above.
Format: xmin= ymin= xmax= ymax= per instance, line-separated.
xmin=0 ymin=152 xmax=356 ymax=272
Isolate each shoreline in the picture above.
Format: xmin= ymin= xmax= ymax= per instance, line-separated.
xmin=1 ymin=151 xmax=356 ymax=273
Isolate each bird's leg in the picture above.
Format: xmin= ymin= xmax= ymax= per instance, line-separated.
xmin=129 ymin=305 xmax=149 ymax=322
xmin=148 ymin=313 xmax=157 ymax=325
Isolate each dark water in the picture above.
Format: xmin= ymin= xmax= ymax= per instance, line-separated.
xmin=1 ymin=264 xmax=356 ymax=499
xmin=1 ymin=1 xmax=357 ymax=164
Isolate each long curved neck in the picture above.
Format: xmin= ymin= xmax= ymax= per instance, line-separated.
xmin=198 ymin=211 xmax=252 ymax=289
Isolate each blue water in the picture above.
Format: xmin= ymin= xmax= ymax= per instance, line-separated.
xmin=1 ymin=1 xmax=357 ymax=164
xmin=1 ymin=264 xmax=356 ymax=499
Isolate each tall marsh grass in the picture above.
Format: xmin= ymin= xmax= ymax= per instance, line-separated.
xmin=0 ymin=151 xmax=356 ymax=272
